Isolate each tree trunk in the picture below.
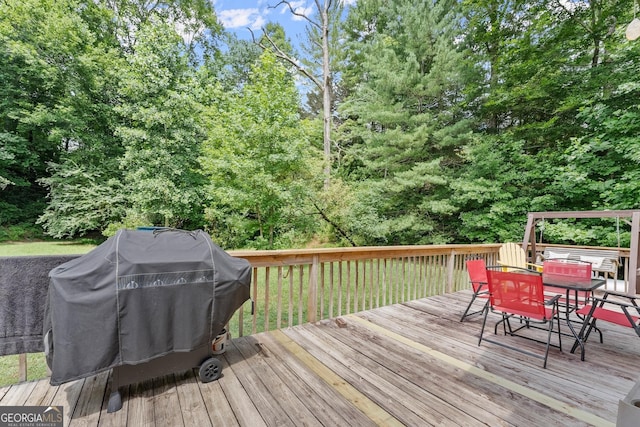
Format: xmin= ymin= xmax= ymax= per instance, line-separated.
xmin=321 ymin=4 xmax=331 ymax=189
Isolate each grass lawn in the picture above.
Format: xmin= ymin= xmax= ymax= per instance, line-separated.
xmin=0 ymin=240 xmax=96 ymax=256
xmin=0 ymin=240 xmax=96 ymax=387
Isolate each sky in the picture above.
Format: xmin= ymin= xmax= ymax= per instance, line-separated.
xmin=212 ymin=0 xmax=355 ymax=42
xmin=213 ymin=0 xmax=311 ymax=42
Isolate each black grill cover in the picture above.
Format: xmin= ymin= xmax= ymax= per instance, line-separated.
xmin=43 ymin=229 xmax=251 ymax=385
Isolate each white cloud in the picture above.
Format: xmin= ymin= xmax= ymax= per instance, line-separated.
xmin=284 ymin=0 xmax=306 ymax=10
xmin=218 ymin=8 xmax=267 ymax=30
xmin=279 ymin=1 xmax=314 ymax=21
xmin=291 ymin=7 xmax=314 ymax=21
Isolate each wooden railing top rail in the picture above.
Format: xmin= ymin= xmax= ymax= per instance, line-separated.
xmin=229 ymin=243 xmax=502 ymax=266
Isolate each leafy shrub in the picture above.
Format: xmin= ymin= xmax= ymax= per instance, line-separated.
xmin=0 ymin=223 xmax=44 ymax=242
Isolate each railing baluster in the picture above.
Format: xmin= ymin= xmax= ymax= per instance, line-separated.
xmin=288 ymin=265 xmax=294 ymax=328
xmin=277 ymin=266 xmax=283 ymax=330
xmin=353 ymin=260 xmax=360 ymax=313
xmin=308 ymin=256 xmax=318 ymax=323
xmin=338 ymin=261 xmax=343 ymax=317
xmin=320 ymin=261 xmax=325 ymax=320
xmin=370 ymin=260 xmax=375 ymax=310
xmin=446 ymin=250 xmax=455 ymax=294
xmin=264 ymin=266 xmax=270 ymax=332
xmin=329 ymin=262 xmax=334 ymax=318
xmin=252 ymin=268 xmax=258 ymax=335
xmin=346 ymin=261 xmax=351 ymax=315
xmin=411 ymin=256 xmax=417 ymax=301
xmin=394 ymin=257 xmax=398 ymax=303
xmin=382 ymin=258 xmax=387 ymax=307
xmin=18 ymin=354 xmax=27 ymax=382
xmin=298 ymin=265 xmax=304 ymax=325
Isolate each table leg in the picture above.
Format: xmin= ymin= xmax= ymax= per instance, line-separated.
xmin=570 ymin=307 xmax=595 ymax=358
xmin=563 ymin=289 xmax=586 ymax=361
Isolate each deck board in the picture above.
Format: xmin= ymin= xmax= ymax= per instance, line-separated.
xmin=196 ymin=369 xmax=239 ymax=427
xmin=69 ymin=371 xmax=109 ymax=427
xmin=151 ymin=374 xmax=184 ymax=427
xmin=223 ymin=337 xmax=296 ymax=426
xmin=255 ymin=333 xmax=377 ymax=427
xmin=286 ymin=320 xmax=483 ymax=426
xmin=231 ymin=337 xmax=324 ymax=426
xmin=383 ymin=299 xmax=620 ymax=421
xmin=215 ymin=352 xmax=265 ymax=427
xmin=2 ymin=290 xmax=639 ymax=427
xmin=317 ymin=313 xmax=523 ymax=426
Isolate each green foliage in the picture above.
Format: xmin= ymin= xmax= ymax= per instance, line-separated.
xmin=2 ymin=0 xmax=640 ymax=248
xmin=0 ymin=0 xmax=96 ymax=226
xmin=539 ymin=219 xmax=630 ymax=248
xmin=201 ymin=52 xmax=322 ymax=249
xmin=116 ymin=20 xmax=208 ymax=228
xmin=0 ymin=224 xmax=44 ymax=242
xmin=38 ymin=162 xmax=127 ymax=238
xmin=337 ymin=0 xmax=473 ymax=244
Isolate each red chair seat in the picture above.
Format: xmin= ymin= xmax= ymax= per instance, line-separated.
xmin=493 ymin=303 xmax=554 ymax=322
xmin=571 ymin=291 xmax=640 ymax=357
xmin=577 ymin=306 xmax=640 ymax=328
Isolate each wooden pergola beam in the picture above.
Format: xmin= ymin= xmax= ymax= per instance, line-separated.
xmin=521 ymin=210 xmax=640 ymax=294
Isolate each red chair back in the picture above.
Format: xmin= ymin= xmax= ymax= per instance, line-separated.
xmin=486 ymin=269 xmax=547 ymax=321
xmin=466 ymin=259 xmax=488 ymax=293
xmin=542 ymin=259 xmax=591 ymax=284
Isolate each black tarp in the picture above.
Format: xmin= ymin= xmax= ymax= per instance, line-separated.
xmin=43 ymin=229 xmax=251 ymax=385
xmin=0 ymin=255 xmax=79 ymax=356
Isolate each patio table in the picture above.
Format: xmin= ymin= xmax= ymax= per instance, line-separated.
xmin=542 ymin=275 xmax=606 ymax=361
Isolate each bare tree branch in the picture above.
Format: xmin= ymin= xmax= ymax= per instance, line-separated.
xmin=249 ymin=27 xmax=323 ymax=90
xmin=312 ymin=202 xmax=357 ymax=247
xmin=270 ymin=0 xmax=322 ymax=30
xmin=264 ymin=0 xmax=335 ymax=188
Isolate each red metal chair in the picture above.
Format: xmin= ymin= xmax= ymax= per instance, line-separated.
xmin=479 ymin=267 xmax=562 ymax=368
xmin=542 ymin=259 xmax=593 ymax=312
xmin=572 ymin=291 xmax=640 ymax=353
xmin=460 ymin=259 xmax=489 ymax=322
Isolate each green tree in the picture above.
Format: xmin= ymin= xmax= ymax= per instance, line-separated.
xmin=212 ymin=33 xmax=263 ymax=92
xmin=116 ymin=20 xmax=208 ymax=228
xmin=201 ymin=51 xmax=321 ymax=248
xmin=451 ymin=0 xmax=633 ymax=244
xmin=104 ymin=0 xmax=221 ymax=63
xmin=336 ymin=0 xmax=473 ymax=244
xmin=0 ymin=0 xmax=122 ymax=233
xmin=37 ymin=0 xmax=223 ymax=237
xmin=259 ymin=1 xmax=345 ymax=188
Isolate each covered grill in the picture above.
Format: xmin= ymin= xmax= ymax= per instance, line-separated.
xmin=43 ymin=228 xmax=251 ymax=411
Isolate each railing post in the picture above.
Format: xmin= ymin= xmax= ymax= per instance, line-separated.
xmin=446 ymin=250 xmax=456 ymax=293
xmin=18 ymin=354 xmax=27 ymax=382
xmin=308 ymin=255 xmax=319 ymax=323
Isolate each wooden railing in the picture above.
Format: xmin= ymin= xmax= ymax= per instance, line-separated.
xmin=226 ymin=243 xmax=633 ymax=338
xmin=226 ymin=244 xmax=502 ymax=337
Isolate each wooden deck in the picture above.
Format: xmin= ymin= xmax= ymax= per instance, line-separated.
xmin=2 ymin=290 xmax=639 ymax=426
